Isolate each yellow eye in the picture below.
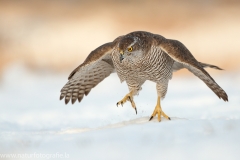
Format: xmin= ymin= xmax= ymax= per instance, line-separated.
xmin=128 ymin=47 xmax=133 ymax=52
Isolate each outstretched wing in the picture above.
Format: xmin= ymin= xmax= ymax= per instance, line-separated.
xmin=154 ymin=37 xmax=228 ymax=101
xmin=60 ymin=38 xmax=121 ymax=104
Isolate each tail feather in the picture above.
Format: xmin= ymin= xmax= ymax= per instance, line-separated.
xmin=172 ymin=61 xmax=223 ymax=72
xmin=199 ymin=62 xmax=223 ymax=70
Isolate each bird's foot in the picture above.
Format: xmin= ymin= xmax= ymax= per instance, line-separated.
xmin=149 ymin=101 xmax=170 ymax=122
xmin=116 ymin=92 xmax=137 ymax=114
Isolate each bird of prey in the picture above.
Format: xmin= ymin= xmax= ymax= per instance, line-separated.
xmin=60 ymin=31 xmax=228 ymax=122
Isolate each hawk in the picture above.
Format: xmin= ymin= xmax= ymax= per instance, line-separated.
xmin=60 ymin=31 xmax=228 ymax=122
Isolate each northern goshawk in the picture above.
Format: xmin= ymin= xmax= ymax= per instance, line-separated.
xmin=60 ymin=31 xmax=228 ymax=121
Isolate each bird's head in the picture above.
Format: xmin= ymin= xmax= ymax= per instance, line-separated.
xmin=118 ymin=36 xmax=146 ymax=63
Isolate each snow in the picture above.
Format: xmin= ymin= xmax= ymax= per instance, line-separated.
xmin=0 ymin=64 xmax=240 ymax=160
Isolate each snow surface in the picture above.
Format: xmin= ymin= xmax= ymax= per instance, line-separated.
xmin=0 ymin=64 xmax=240 ymax=160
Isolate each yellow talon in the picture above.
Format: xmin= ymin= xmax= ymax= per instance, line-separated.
xmin=149 ymin=96 xmax=170 ymax=122
xmin=116 ymin=91 xmax=137 ymax=114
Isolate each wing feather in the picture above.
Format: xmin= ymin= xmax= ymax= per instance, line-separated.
xmin=155 ymin=38 xmax=228 ymax=101
xmin=60 ymin=37 xmax=122 ymax=104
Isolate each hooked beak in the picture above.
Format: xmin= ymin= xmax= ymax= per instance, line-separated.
xmin=119 ymin=50 xmax=124 ymax=63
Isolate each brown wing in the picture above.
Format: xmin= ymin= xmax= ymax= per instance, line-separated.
xmin=60 ymin=37 xmax=121 ymax=104
xmin=155 ymin=37 xmax=228 ymax=101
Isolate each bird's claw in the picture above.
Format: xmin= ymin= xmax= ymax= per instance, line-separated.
xmin=116 ymin=93 xmax=137 ymax=114
xmin=116 ymin=101 xmax=124 ymax=107
xmin=149 ymin=116 xmax=153 ymax=121
xmin=134 ymin=107 xmax=137 ymax=114
xmin=149 ymin=104 xmax=171 ymax=122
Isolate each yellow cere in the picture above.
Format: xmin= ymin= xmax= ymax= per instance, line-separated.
xmin=119 ymin=50 xmax=124 ymax=54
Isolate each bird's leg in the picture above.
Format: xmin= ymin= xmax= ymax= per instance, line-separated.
xmin=149 ymin=96 xmax=171 ymax=122
xmin=116 ymin=91 xmax=137 ymax=114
